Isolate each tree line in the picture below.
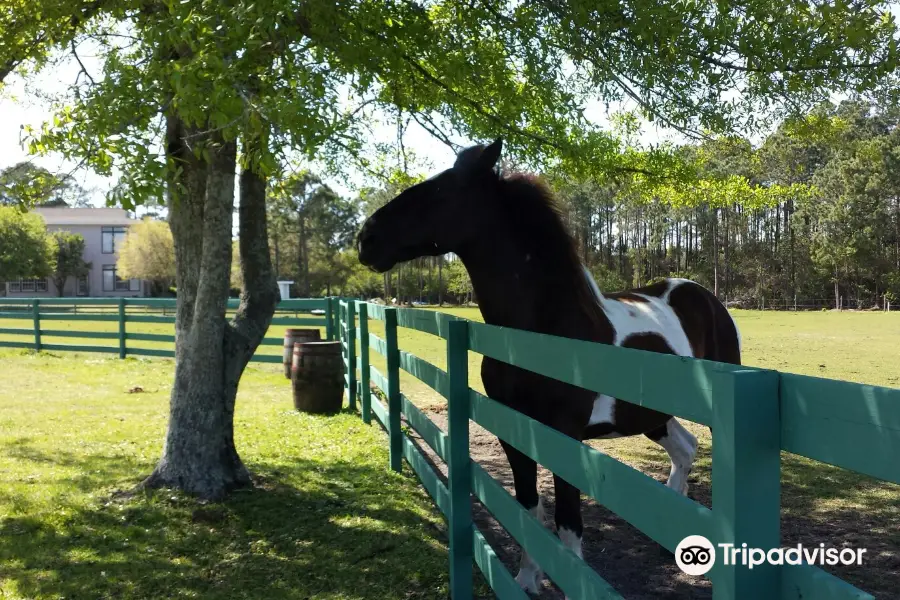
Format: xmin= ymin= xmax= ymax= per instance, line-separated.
xmin=553 ymin=100 xmax=900 ymax=309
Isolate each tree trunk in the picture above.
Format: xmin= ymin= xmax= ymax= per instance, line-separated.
xmin=438 ymin=255 xmax=443 ymax=306
xmin=713 ymin=208 xmax=719 ymax=298
xmin=273 ymin=228 xmax=280 ymax=279
xmin=299 ymin=213 xmax=310 ymax=297
xmin=142 ymin=120 xmax=277 ymax=500
xmin=723 ymin=206 xmax=730 ymax=303
xmin=834 ymin=273 xmax=840 ymax=310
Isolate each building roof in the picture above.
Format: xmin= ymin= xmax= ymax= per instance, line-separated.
xmin=32 ymin=207 xmax=136 ymax=226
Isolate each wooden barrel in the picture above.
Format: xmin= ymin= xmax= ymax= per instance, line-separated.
xmin=291 ymin=341 xmax=344 ymax=415
xmin=283 ymin=328 xmax=321 ymax=378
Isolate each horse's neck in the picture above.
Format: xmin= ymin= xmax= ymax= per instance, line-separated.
xmin=457 ymin=232 xmax=599 ymax=333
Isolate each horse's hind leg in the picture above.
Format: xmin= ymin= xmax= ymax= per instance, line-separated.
xmin=500 ymin=440 xmax=544 ymax=594
xmin=646 ymin=417 xmax=698 ymax=496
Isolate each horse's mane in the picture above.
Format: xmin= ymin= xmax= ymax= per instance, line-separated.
xmin=496 ymin=172 xmax=607 ymax=332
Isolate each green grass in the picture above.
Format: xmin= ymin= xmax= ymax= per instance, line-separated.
xmin=0 ymin=351 xmax=455 ymax=600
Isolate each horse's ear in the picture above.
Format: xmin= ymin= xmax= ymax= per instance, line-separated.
xmin=477 ymin=137 xmax=503 ymax=172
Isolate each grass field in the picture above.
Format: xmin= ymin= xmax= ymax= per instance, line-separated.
xmin=0 ymin=351 xmax=463 ymax=599
xmin=1 ymin=307 xmax=898 ymax=598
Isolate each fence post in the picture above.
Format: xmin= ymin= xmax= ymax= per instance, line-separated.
xmin=32 ymin=299 xmax=41 ymax=352
xmin=384 ymin=307 xmax=402 ymax=472
xmin=347 ymin=301 xmax=357 ymax=411
xmin=339 ymin=301 xmax=346 ymax=396
xmin=325 ymin=297 xmax=335 ymax=340
xmin=358 ymin=303 xmax=371 ymax=424
xmin=118 ymin=298 xmax=126 ymax=359
xmin=711 ymin=368 xmax=780 ymax=600
xmin=446 ymin=319 xmax=472 ymax=599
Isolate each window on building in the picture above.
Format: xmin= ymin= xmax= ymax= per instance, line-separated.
xmin=6 ymin=279 xmax=48 ymax=293
xmin=76 ymin=275 xmax=89 ymax=296
xmin=101 ymin=226 xmax=128 ymax=254
xmin=102 ymin=265 xmax=140 ymax=292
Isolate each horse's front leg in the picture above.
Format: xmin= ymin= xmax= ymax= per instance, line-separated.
xmin=499 ymin=440 xmax=544 ymax=594
xmin=548 ymin=394 xmax=592 ymax=600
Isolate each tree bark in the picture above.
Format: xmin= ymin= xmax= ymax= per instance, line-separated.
xmin=53 ymin=275 xmax=66 ymax=297
xmin=299 ymin=212 xmax=310 ymax=297
xmin=713 ymin=208 xmax=719 ymax=298
xmin=142 ymin=119 xmax=277 ymax=500
xmin=438 ymin=255 xmax=443 ymax=306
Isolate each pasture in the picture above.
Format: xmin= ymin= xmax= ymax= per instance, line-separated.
xmin=0 ymin=308 xmax=898 ymax=598
xmin=0 ymin=351 xmax=458 ymax=599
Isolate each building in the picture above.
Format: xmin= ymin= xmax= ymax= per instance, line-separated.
xmin=4 ymin=207 xmax=148 ymax=297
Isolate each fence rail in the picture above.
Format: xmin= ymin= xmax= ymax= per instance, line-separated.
xmin=0 ymin=297 xmax=336 ymax=360
xmin=338 ymin=299 xmax=900 ymax=600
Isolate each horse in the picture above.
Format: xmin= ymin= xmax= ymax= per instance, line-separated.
xmin=356 ymin=137 xmax=742 ymax=596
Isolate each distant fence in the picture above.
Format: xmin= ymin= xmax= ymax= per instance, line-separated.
xmin=338 ymin=299 xmax=900 ymax=600
xmin=730 ymin=297 xmax=892 ymax=311
xmin=0 ymin=297 xmax=336 ymax=359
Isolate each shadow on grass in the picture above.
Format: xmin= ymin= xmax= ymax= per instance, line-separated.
xmin=0 ymin=441 xmax=451 ymax=600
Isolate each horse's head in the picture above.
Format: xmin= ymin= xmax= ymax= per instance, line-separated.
xmin=357 ymin=137 xmax=504 ymax=272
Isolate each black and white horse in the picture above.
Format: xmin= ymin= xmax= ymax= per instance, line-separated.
xmin=357 ymin=138 xmax=742 ymax=595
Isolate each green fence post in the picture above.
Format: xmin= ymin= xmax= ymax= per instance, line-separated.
xmin=447 ymin=319 xmax=472 ymax=599
xmin=384 ymin=307 xmax=402 ymax=472
xmin=358 ymin=302 xmax=371 ymax=424
xmin=347 ymin=301 xmax=357 ymax=411
xmin=711 ymin=368 xmax=780 ymax=600
xmin=325 ymin=297 xmax=334 ymax=340
xmin=32 ymin=299 xmax=41 ymax=352
xmin=340 ymin=301 xmax=348 ymax=399
xmin=118 ymin=298 xmax=126 ymax=359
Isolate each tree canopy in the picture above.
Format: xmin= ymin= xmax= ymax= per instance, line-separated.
xmin=117 ymin=217 xmax=176 ymax=295
xmin=49 ymin=231 xmax=91 ymax=296
xmin=0 ymin=207 xmax=55 ymax=283
xmin=0 ymin=162 xmax=91 ymax=208
xmin=6 ymin=1 xmax=900 ymax=204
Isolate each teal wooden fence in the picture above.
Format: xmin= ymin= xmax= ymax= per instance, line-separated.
xmin=337 ymin=299 xmax=900 ymax=600
xmin=0 ymin=297 xmax=336 ymax=358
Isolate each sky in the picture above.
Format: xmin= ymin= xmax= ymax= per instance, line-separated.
xmin=0 ymin=41 xmax=690 ymax=212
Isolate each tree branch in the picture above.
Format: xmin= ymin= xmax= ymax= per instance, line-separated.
xmin=71 ymin=39 xmax=96 ymax=86
xmin=409 ymin=111 xmax=459 ymax=151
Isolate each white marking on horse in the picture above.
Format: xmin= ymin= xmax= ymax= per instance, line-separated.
xmin=588 ymin=394 xmax=614 ymax=426
xmin=582 ymin=267 xmax=694 ymax=356
xmin=515 ymin=497 xmax=546 ymax=593
xmin=558 ymin=527 xmax=583 ymax=600
xmin=559 ymin=526 xmax=583 ymax=558
xmin=653 ymin=418 xmax=698 ymax=495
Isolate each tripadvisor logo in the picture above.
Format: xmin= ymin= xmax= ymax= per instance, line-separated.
xmin=676 ymin=535 xmax=716 ymax=575
xmin=675 ymin=535 xmax=867 ymax=576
